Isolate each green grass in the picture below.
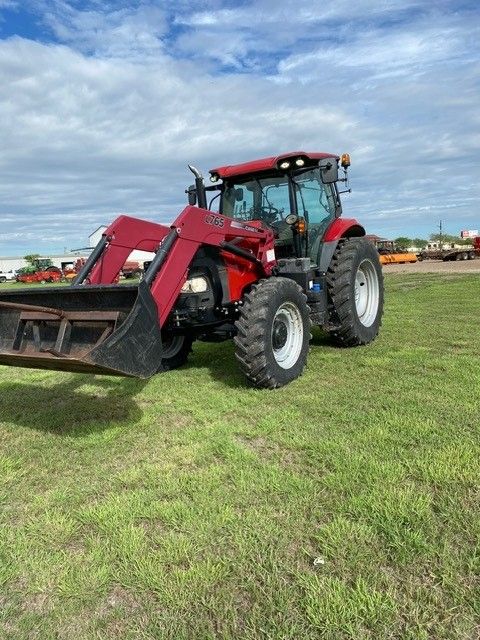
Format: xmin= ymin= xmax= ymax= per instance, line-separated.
xmin=0 ymin=273 xmax=479 ymax=639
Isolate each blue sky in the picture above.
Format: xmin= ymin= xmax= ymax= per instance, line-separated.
xmin=0 ymin=0 xmax=479 ymax=255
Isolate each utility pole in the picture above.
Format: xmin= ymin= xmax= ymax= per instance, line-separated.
xmin=438 ymin=220 xmax=443 ymax=250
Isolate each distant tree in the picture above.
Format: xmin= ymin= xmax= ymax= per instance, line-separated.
xmin=24 ymin=254 xmax=41 ymax=266
xmin=394 ymin=236 xmax=411 ymax=249
xmin=412 ymin=237 xmax=428 ymax=248
xmin=429 ymin=233 xmax=472 ymax=246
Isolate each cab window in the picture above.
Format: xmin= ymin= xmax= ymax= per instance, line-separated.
xmin=292 ymin=167 xmax=336 ymax=260
xmin=222 ymin=175 xmax=291 ymax=223
xmin=292 ymin=167 xmax=336 ymax=223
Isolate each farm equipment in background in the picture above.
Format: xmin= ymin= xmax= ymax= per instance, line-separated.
xmin=0 ymin=151 xmax=384 ymax=388
xmin=419 ymin=241 xmax=477 ymax=262
xmin=16 ymin=259 xmax=63 ymax=284
xmin=474 ymin=236 xmax=480 ymax=256
xmin=375 ymin=240 xmax=417 ymax=265
xmin=121 ymin=261 xmax=144 ymax=279
xmin=63 ymin=258 xmax=87 ymax=282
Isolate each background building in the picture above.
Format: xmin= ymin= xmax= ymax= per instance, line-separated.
xmin=0 ymin=224 xmax=155 ymax=274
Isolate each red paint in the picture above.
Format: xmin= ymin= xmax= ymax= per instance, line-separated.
xmin=221 ymin=252 xmax=259 ymax=300
xmin=210 ymin=151 xmax=337 ymax=179
xmin=88 ymin=215 xmax=171 ymax=285
xmin=16 ymin=269 xmax=62 ymax=284
xmin=87 ymin=207 xmax=276 ymax=326
xmin=323 ymin=218 xmax=365 ymax=242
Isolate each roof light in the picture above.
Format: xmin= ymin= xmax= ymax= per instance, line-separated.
xmin=279 ymin=160 xmax=291 ymax=170
xmin=295 ymin=158 xmax=305 ymax=167
xmin=210 ymin=173 xmax=219 ymax=183
xmin=341 ymin=153 xmax=351 ymax=168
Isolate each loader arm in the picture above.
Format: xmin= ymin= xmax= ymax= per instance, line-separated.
xmin=0 ymin=206 xmax=275 ymax=378
xmin=86 ymin=206 xmax=276 ymax=326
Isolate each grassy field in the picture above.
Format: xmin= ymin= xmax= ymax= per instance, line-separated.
xmin=0 ymin=273 xmax=479 ymax=639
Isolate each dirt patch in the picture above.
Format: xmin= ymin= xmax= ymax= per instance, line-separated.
xmin=382 ymin=259 xmax=480 ymax=275
xmin=235 ymin=435 xmax=298 ymax=466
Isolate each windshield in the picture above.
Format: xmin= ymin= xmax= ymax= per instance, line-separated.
xmin=221 ymin=175 xmax=291 ymax=224
xmin=220 ymin=168 xmax=337 ymax=260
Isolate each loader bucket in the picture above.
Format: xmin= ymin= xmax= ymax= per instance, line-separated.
xmin=0 ymin=281 xmax=164 ymax=378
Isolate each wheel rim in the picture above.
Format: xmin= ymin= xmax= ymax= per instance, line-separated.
xmin=271 ymin=302 xmax=304 ymax=369
xmin=162 ymin=335 xmax=185 ymax=359
xmin=354 ymin=259 xmax=380 ymax=327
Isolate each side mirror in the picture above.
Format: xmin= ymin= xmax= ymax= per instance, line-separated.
xmin=186 ymin=185 xmax=197 ymax=206
xmin=319 ymin=157 xmax=338 ymax=184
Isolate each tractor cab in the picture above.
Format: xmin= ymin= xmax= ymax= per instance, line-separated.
xmin=203 ymin=151 xmax=351 ymax=264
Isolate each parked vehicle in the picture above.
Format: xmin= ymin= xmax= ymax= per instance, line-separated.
xmin=121 ymin=261 xmax=143 ymax=279
xmin=0 ymin=270 xmax=16 ymax=283
xmin=16 ymin=268 xmax=62 ymax=284
xmin=63 ymin=258 xmax=87 ymax=282
xmin=16 ymin=259 xmax=63 ymax=284
xmin=375 ymin=240 xmax=417 ymax=265
xmin=419 ymin=243 xmax=476 ymax=261
xmin=0 ymin=151 xmax=384 ymax=388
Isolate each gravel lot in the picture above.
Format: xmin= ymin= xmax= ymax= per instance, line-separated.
xmin=382 ymin=258 xmax=480 ymax=274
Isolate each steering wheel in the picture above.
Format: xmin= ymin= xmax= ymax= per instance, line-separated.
xmin=259 ymin=206 xmax=280 ymax=224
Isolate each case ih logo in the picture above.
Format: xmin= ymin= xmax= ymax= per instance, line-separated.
xmin=231 ymin=220 xmax=262 ymax=233
xmin=205 ymin=214 xmax=224 ymax=228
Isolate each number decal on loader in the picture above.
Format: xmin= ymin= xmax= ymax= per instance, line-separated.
xmin=205 ymin=214 xmax=224 ymax=228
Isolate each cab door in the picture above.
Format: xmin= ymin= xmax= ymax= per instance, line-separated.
xmin=293 ymin=167 xmax=337 ymax=263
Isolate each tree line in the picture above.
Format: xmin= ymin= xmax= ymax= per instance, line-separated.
xmin=393 ymin=234 xmax=475 ymax=250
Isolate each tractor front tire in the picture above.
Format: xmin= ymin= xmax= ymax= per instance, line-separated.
xmin=234 ymin=277 xmax=311 ymax=389
xmin=327 ymin=238 xmax=384 ymax=346
xmin=161 ymin=335 xmax=193 ymax=371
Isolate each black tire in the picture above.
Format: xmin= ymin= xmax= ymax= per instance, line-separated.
xmin=326 ymin=237 xmax=384 ymax=346
xmin=161 ymin=334 xmax=193 ymax=371
xmin=234 ymin=277 xmax=311 ymax=389
xmin=0 ymin=277 xmax=6 ymax=283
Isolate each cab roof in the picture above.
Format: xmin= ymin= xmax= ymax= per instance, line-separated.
xmin=210 ymin=151 xmax=337 ymax=180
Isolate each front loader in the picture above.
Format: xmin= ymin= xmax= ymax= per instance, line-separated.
xmin=0 ymin=151 xmax=384 ymax=388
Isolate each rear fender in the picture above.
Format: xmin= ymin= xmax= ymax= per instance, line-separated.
xmin=318 ymin=219 xmax=366 ymax=272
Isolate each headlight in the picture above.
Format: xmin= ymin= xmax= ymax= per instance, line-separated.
xmin=279 ymin=160 xmax=291 ymax=170
xmin=210 ymin=173 xmax=219 ymax=183
xmin=181 ymin=276 xmax=209 ymax=293
xmin=295 ymin=158 xmax=305 ymax=166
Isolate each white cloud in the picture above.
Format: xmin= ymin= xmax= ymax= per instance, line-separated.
xmin=0 ymin=0 xmax=478 ymax=254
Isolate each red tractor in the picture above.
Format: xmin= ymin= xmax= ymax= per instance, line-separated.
xmin=0 ymin=151 xmax=384 ymax=388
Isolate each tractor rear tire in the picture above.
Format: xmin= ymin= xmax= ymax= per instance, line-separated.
xmin=161 ymin=335 xmax=193 ymax=371
xmin=234 ymin=277 xmax=311 ymax=389
xmin=327 ymin=238 xmax=384 ymax=346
